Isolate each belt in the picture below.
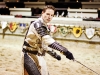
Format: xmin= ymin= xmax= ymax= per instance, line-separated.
xmin=23 ymin=48 xmax=45 ymax=56
xmin=23 ymin=41 xmax=38 ymax=54
xmin=23 ymin=48 xmax=38 ymax=55
xmin=23 ymin=41 xmax=45 ymax=56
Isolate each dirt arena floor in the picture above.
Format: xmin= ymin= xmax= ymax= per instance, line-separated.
xmin=0 ymin=35 xmax=100 ymax=75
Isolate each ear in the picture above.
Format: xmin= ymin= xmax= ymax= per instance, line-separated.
xmin=42 ymin=11 xmax=45 ymax=14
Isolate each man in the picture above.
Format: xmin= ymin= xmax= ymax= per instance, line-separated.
xmin=22 ymin=5 xmax=74 ymax=75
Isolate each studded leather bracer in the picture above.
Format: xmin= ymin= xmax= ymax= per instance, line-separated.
xmin=48 ymin=42 xmax=74 ymax=60
xmin=48 ymin=42 xmax=68 ymax=53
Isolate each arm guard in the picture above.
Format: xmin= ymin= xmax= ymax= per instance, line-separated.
xmin=48 ymin=42 xmax=68 ymax=53
xmin=48 ymin=42 xmax=74 ymax=60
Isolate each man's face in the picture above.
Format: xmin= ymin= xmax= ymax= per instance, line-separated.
xmin=42 ymin=8 xmax=54 ymax=23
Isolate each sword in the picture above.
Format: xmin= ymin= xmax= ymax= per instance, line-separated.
xmin=74 ymin=59 xmax=100 ymax=75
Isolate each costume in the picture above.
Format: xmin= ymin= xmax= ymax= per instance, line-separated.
xmin=23 ymin=17 xmax=51 ymax=75
xmin=22 ymin=17 xmax=74 ymax=75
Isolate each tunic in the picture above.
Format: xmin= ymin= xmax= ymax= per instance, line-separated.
xmin=23 ymin=17 xmax=55 ymax=75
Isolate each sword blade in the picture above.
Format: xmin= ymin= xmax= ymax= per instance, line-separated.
xmin=74 ymin=59 xmax=100 ymax=75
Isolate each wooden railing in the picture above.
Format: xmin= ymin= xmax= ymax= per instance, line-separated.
xmin=0 ymin=17 xmax=100 ymax=43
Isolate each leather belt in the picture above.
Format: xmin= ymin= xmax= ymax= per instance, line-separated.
xmin=23 ymin=41 xmax=45 ymax=56
xmin=23 ymin=48 xmax=45 ymax=56
xmin=23 ymin=48 xmax=38 ymax=54
xmin=23 ymin=41 xmax=38 ymax=54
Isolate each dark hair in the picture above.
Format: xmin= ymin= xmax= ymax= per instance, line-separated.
xmin=42 ymin=5 xmax=55 ymax=12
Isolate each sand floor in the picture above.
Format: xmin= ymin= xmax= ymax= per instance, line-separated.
xmin=0 ymin=35 xmax=100 ymax=75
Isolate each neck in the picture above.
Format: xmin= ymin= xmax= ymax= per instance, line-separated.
xmin=40 ymin=17 xmax=47 ymax=25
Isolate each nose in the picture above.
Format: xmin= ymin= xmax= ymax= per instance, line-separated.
xmin=49 ymin=15 xmax=52 ymax=19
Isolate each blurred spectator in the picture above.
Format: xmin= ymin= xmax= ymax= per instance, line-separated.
xmin=0 ymin=8 xmax=10 ymax=15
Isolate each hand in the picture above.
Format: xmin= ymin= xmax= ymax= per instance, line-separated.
xmin=64 ymin=51 xmax=74 ymax=60
xmin=47 ymin=51 xmax=61 ymax=60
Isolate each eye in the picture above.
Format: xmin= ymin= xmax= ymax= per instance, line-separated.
xmin=46 ymin=13 xmax=54 ymax=17
xmin=51 ymin=14 xmax=54 ymax=17
xmin=47 ymin=13 xmax=50 ymax=15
